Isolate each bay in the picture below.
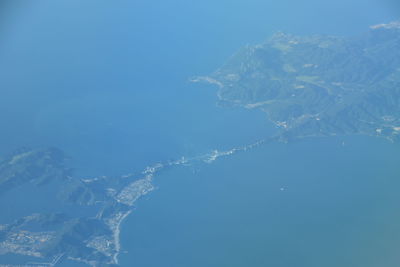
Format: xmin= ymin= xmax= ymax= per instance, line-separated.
xmin=119 ymin=136 xmax=400 ymax=267
xmin=0 ymin=1 xmax=399 ymax=266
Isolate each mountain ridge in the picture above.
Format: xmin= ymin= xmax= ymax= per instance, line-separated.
xmin=193 ymin=21 xmax=400 ymax=142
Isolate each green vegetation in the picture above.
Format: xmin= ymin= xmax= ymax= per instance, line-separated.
xmin=207 ymin=23 xmax=400 ymax=141
xmin=0 ymin=147 xmax=133 ymax=266
xmin=0 ymin=148 xmax=71 ymax=195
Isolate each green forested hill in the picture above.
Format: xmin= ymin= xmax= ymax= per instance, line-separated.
xmin=196 ymin=22 xmax=400 ymax=141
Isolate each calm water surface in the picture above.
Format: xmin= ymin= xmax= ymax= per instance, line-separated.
xmin=120 ymin=136 xmax=400 ymax=267
xmin=0 ymin=1 xmax=399 ymax=266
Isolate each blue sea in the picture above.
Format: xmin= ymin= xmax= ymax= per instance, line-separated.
xmin=0 ymin=0 xmax=399 ymax=266
xmin=119 ymin=136 xmax=400 ymax=267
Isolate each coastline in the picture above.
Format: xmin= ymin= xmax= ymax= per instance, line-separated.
xmin=112 ymin=210 xmax=132 ymax=265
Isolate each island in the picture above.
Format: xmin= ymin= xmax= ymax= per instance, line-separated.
xmin=0 ymin=144 xmax=240 ymax=267
xmin=1 ymin=21 xmax=400 ymax=267
xmin=0 ymin=147 xmax=155 ymax=267
xmin=192 ymin=21 xmax=400 ymax=142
